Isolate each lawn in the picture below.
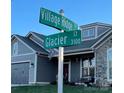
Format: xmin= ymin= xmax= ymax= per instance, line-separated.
xmin=11 ymin=85 xmax=112 ymax=93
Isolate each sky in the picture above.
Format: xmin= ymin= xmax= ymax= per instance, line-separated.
xmin=11 ymin=0 xmax=112 ymax=36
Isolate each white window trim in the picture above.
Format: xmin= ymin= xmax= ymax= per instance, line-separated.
xmin=80 ymin=60 xmax=89 ymax=78
xmin=80 ymin=58 xmax=96 ymax=79
xmin=81 ymin=27 xmax=96 ymax=41
xmin=107 ymin=48 xmax=112 ymax=82
xmin=95 ymin=25 xmax=98 ymax=39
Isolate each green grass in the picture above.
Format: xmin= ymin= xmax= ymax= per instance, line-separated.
xmin=11 ymin=85 xmax=112 ymax=93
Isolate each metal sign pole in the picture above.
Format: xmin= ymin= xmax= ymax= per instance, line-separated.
xmin=58 ymin=9 xmax=64 ymax=93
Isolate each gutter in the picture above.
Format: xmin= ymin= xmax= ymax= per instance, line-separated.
xmin=51 ymin=49 xmax=94 ymax=58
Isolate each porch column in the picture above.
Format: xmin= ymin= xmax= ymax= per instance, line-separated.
xmin=87 ymin=59 xmax=90 ymax=80
xmin=80 ymin=58 xmax=82 ymax=79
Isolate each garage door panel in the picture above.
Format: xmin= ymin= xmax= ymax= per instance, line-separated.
xmin=11 ymin=62 xmax=29 ymax=84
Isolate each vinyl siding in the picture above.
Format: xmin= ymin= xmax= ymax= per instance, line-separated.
xmin=36 ymin=55 xmax=57 ymax=82
xmin=71 ymin=59 xmax=80 ymax=82
xmin=11 ymin=39 xmax=33 ymax=56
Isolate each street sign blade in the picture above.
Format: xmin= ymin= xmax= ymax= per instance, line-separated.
xmin=39 ymin=8 xmax=61 ymax=30
xmin=39 ymin=8 xmax=78 ymax=32
xmin=44 ymin=30 xmax=81 ymax=48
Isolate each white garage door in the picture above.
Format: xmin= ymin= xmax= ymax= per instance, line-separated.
xmin=11 ymin=62 xmax=29 ymax=84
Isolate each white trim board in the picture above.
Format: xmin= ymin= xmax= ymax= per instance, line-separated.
xmin=11 ymin=84 xmax=30 ymax=87
xmin=30 ymin=32 xmax=44 ymax=42
xmin=11 ymin=60 xmax=31 ymax=64
xmin=53 ymin=51 xmax=94 ymax=57
xmin=29 ymin=82 xmax=50 ymax=84
xmin=80 ymin=26 xmax=96 ymax=30
xmin=34 ymin=54 xmax=37 ymax=83
xmin=95 ymin=25 xmax=98 ymax=39
xmin=12 ymin=53 xmax=35 ymax=57
xmin=65 ymin=48 xmax=91 ymax=53
xmin=11 ymin=82 xmax=50 ymax=87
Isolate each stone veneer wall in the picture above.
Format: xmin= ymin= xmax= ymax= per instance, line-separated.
xmin=96 ymin=38 xmax=112 ymax=87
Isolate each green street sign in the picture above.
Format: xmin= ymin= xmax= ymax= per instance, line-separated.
xmin=39 ymin=8 xmax=78 ymax=32
xmin=44 ymin=30 xmax=81 ymax=48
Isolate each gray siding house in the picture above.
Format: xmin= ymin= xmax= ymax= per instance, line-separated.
xmin=11 ymin=22 xmax=112 ymax=87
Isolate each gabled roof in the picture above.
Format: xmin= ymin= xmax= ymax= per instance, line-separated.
xmin=12 ymin=22 xmax=112 ymax=57
xmin=64 ymin=29 xmax=112 ymax=54
xmin=26 ymin=31 xmax=45 ymax=40
xmin=31 ymin=32 xmax=46 ymax=39
xmin=26 ymin=31 xmax=58 ymax=52
xmin=80 ymin=22 xmax=112 ymax=29
xmin=12 ymin=35 xmax=48 ymax=55
xmin=45 ymin=28 xmax=112 ymax=57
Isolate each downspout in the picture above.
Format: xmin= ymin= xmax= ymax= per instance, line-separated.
xmin=34 ymin=52 xmax=37 ymax=83
xmin=94 ymin=48 xmax=97 ymax=84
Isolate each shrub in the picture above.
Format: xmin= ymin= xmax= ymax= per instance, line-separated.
xmin=50 ymin=81 xmax=57 ymax=85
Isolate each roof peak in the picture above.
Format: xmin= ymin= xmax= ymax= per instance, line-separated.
xmin=26 ymin=31 xmax=46 ymax=38
xmin=80 ymin=22 xmax=112 ymax=28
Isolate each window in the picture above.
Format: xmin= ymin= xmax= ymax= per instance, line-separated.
xmin=82 ymin=59 xmax=95 ymax=78
xmin=83 ymin=30 xmax=89 ymax=37
xmin=107 ymin=48 xmax=112 ymax=81
xmin=83 ymin=60 xmax=89 ymax=77
xmin=12 ymin=42 xmax=18 ymax=56
xmin=88 ymin=29 xmax=95 ymax=37
xmin=82 ymin=28 xmax=95 ymax=40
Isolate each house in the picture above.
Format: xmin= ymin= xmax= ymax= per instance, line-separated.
xmin=11 ymin=22 xmax=112 ymax=87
